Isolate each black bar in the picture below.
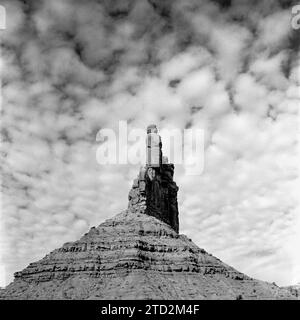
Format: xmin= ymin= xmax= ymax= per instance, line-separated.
xmin=0 ymin=300 xmax=299 ymax=319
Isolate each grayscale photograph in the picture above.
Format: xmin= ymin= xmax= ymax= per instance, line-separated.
xmin=0 ymin=0 xmax=299 ymax=303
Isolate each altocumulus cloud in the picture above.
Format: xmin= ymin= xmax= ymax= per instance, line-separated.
xmin=0 ymin=0 xmax=299 ymax=287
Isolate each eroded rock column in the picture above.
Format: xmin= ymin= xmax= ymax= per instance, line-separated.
xmin=128 ymin=125 xmax=179 ymax=233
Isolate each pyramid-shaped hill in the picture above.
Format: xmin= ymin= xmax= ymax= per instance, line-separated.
xmin=0 ymin=210 xmax=295 ymax=300
xmin=1 ymin=126 xmax=296 ymax=300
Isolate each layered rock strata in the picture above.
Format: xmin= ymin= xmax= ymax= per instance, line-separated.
xmin=0 ymin=210 xmax=296 ymax=300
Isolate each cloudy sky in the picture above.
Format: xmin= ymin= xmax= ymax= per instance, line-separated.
xmin=0 ymin=0 xmax=299 ymax=287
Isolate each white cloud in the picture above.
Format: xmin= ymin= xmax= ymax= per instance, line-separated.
xmin=250 ymin=52 xmax=289 ymax=90
xmin=178 ymin=67 xmax=216 ymax=104
xmin=256 ymin=10 xmax=292 ymax=51
xmin=160 ymin=47 xmax=212 ymax=81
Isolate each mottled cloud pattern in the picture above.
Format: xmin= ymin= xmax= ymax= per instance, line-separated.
xmin=0 ymin=0 xmax=299 ymax=287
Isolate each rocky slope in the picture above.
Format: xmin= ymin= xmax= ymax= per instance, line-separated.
xmin=283 ymin=284 xmax=300 ymax=298
xmin=0 ymin=209 xmax=295 ymax=300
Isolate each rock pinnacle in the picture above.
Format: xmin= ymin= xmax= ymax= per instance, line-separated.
xmin=128 ymin=125 xmax=179 ymax=232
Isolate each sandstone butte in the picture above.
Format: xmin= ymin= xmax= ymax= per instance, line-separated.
xmin=0 ymin=125 xmax=298 ymax=300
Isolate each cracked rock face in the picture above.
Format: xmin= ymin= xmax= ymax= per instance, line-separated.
xmin=0 ymin=210 xmax=296 ymax=300
xmin=128 ymin=164 xmax=179 ymax=233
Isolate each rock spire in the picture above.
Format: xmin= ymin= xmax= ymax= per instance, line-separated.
xmin=128 ymin=125 xmax=179 ymax=232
